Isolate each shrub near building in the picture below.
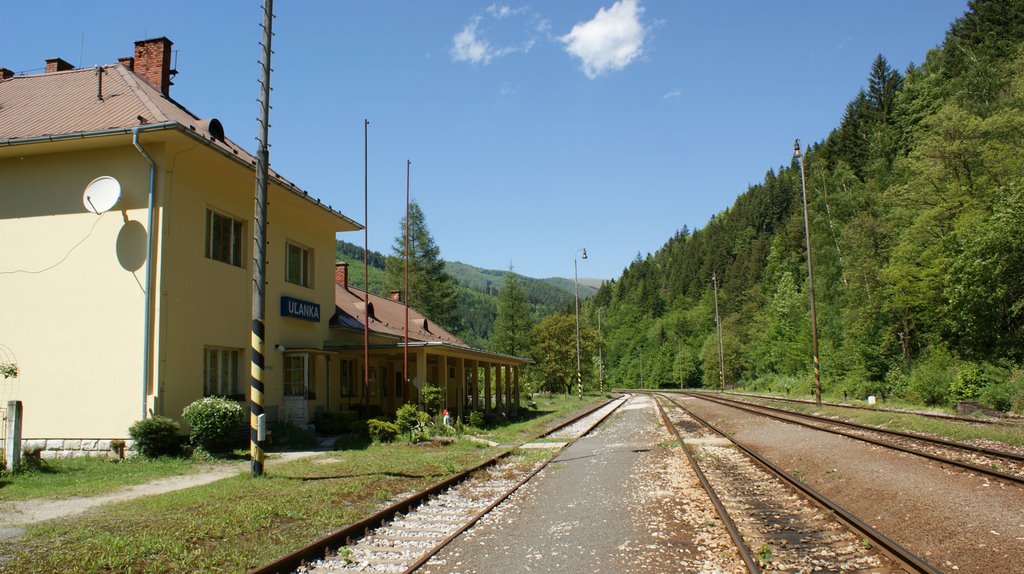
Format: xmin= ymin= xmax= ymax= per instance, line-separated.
xmin=182 ymin=397 xmax=245 ymax=453
xmin=128 ymin=417 xmax=181 ymax=458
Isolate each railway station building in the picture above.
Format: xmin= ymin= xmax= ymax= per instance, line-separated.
xmin=321 ymin=263 xmax=528 ymax=423
xmin=0 ymin=38 xmax=527 ymax=457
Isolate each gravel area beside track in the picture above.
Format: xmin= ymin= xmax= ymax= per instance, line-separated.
xmin=681 ymin=394 xmax=1024 ymax=574
xmin=545 ymin=398 xmax=626 ymax=440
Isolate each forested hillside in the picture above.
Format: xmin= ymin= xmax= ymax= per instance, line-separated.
xmin=445 ymin=261 xmax=598 ymax=300
xmin=335 ymin=240 xmax=580 ymax=348
xmin=586 ymin=0 xmax=1024 ymax=412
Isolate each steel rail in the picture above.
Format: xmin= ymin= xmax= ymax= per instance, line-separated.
xmin=697 ymin=391 xmax=1024 ymax=463
xmin=652 ymin=395 xmax=760 ymax=574
xmin=540 ymin=394 xmax=621 ymax=437
xmin=658 ymin=393 xmax=941 ymax=574
xmin=686 ymin=392 xmax=1024 ymax=485
xmin=247 ymin=396 xmax=623 ymax=574
xmin=699 ymin=389 xmax=1023 ymax=426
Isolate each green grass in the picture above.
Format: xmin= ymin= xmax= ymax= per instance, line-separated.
xmin=510 ymin=446 xmax=559 ymax=467
xmin=0 ymin=457 xmax=210 ymax=501
xmin=466 ymin=393 xmax=605 ymax=444
xmin=0 ymin=395 xmax=605 ymax=573
xmin=2 ymin=442 xmax=495 ymax=573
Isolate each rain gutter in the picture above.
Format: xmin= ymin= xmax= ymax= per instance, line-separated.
xmin=132 ymin=127 xmax=159 ymax=420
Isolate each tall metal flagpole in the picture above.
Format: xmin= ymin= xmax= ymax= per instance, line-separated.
xmin=597 ymin=307 xmax=604 ymax=393
xmin=712 ymin=273 xmax=725 ymax=393
xmin=575 ymin=256 xmax=581 ymax=399
xmin=404 ymin=160 xmax=410 ymax=400
xmin=795 ymin=139 xmax=822 ymax=406
xmin=573 ymin=248 xmax=586 ymax=399
xmin=250 ymin=0 xmax=274 ymax=478
xmin=363 ymin=120 xmax=370 ymax=409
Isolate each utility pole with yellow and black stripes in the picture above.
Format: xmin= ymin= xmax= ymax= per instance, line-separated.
xmin=250 ymin=0 xmax=274 ymax=478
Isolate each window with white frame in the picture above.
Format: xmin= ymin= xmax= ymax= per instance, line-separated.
xmin=339 ymin=359 xmax=355 ymax=397
xmin=283 ymin=354 xmax=309 ymax=397
xmin=285 ymin=242 xmax=312 ymax=287
xmin=204 ymin=347 xmax=240 ymax=397
xmin=205 ymin=209 xmax=244 ymax=267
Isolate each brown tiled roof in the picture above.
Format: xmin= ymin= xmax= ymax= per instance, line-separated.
xmin=332 ymin=284 xmax=468 ymax=347
xmin=2 ymin=65 xmax=178 ymax=140
xmin=0 ymin=64 xmax=223 ymax=143
xmin=0 ymin=63 xmax=360 ymax=230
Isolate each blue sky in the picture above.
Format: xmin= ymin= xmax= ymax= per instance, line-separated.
xmin=3 ymin=1 xmax=968 ymax=280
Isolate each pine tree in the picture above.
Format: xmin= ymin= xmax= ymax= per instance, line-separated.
xmin=492 ymin=269 xmax=532 ymax=356
xmin=384 ymin=201 xmax=459 ymax=331
xmin=867 ymin=54 xmax=902 ymax=122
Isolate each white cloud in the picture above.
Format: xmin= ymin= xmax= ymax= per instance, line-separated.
xmin=487 ymin=4 xmax=527 ymax=19
xmin=451 ymin=8 xmax=537 ymax=65
xmin=560 ymin=0 xmax=646 ymax=79
xmin=451 ymin=17 xmax=492 ymax=64
xmin=663 ymin=89 xmax=681 ymax=99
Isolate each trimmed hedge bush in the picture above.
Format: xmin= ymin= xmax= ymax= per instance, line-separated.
xmin=367 ymin=418 xmax=399 ymax=442
xmin=128 ymin=416 xmax=181 ymax=457
xmin=182 ymin=397 xmax=246 ymax=452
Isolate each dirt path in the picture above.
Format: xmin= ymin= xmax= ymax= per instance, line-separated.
xmin=0 ymin=448 xmax=329 ymax=541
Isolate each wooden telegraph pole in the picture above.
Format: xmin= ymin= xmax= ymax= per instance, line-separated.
xmin=795 ymin=139 xmax=822 ymax=406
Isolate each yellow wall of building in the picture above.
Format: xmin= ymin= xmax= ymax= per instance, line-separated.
xmin=150 ymin=133 xmax=348 ymax=428
xmin=0 ymin=130 xmax=356 ymax=439
xmin=0 ymin=142 xmax=154 ymax=438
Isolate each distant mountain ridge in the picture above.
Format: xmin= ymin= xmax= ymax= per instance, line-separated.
xmin=444 ymin=261 xmax=601 ymax=300
xmin=533 ymin=276 xmax=602 ymax=298
xmin=334 ymin=240 xmax=601 ymax=347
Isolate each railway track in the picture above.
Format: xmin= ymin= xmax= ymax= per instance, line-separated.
xmin=248 ymin=396 xmax=628 ymax=574
xmin=685 ymin=392 xmax=1024 ymax=486
xmin=655 ymin=393 xmax=937 ymax=574
xmin=709 ymin=390 xmax=1024 ymax=426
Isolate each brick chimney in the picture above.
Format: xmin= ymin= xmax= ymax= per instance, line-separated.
xmin=45 ymin=57 xmax=73 ymax=73
xmin=389 ymin=290 xmax=402 ymax=302
xmin=335 ymin=262 xmax=349 ymax=288
xmin=118 ymin=56 xmax=135 ymax=71
xmin=0 ymin=68 xmax=13 ymax=80
xmin=133 ymin=37 xmax=173 ymax=96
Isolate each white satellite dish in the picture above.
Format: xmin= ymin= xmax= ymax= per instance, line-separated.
xmin=82 ymin=176 xmax=122 ymax=214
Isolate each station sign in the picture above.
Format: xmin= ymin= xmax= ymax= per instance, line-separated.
xmin=280 ymin=296 xmax=320 ymax=322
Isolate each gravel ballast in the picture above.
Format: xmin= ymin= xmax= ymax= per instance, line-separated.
xmin=681 ymin=394 xmax=1024 ymax=574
